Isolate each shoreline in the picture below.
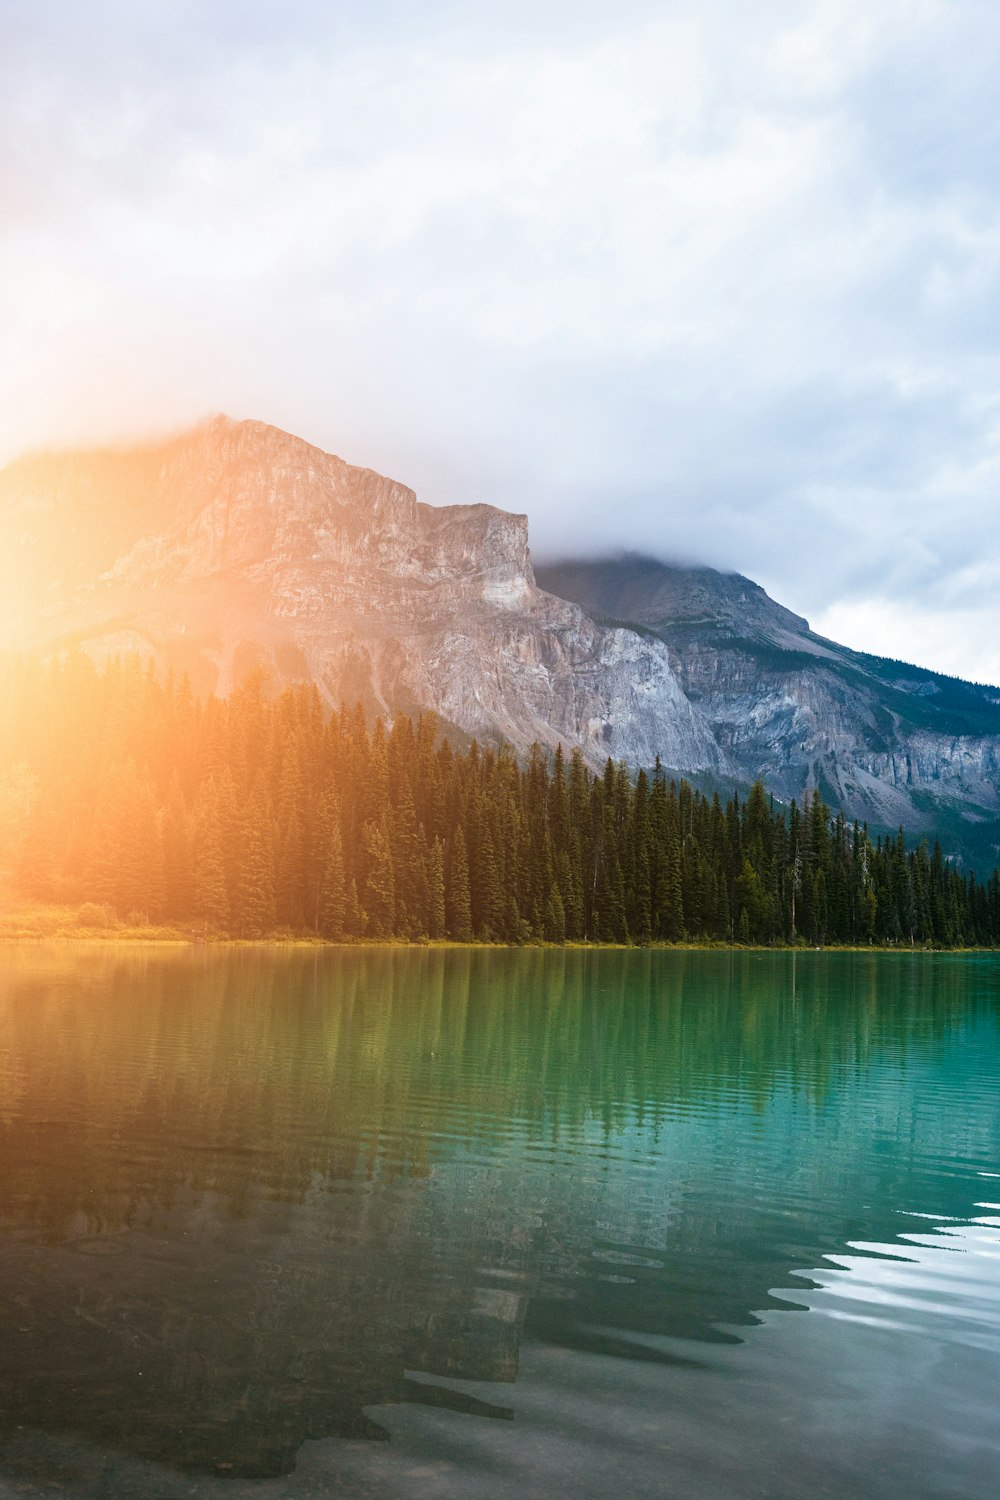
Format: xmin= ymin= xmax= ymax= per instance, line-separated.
xmin=0 ymin=932 xmax=996 ymax=955
xmin=1 ymin=887 xmax=995 ymax=953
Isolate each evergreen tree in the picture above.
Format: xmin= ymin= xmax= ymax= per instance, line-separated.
xmin=446 ymin=827 xmax=473 ymax=941
xmin=1 ymin=650 xmax=997 ymax=951
xmin=192 ymin=786 xmax=229 ymax=931
xmin=361 ymin=818 xmax=396 ymax=937
xmin=428 ymin=836 xmax=446 ymax=939
xmin=319 ymin=817 xmax=346 ymax=940
xmin=235 ymin=798 xmax=276 ymax=937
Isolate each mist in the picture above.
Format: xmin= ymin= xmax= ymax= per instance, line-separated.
xmin=2 ymin=0 xmax=999 ymax=683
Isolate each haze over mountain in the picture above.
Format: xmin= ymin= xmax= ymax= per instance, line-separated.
xmin=2 ymin=415 xmax=999 ymax=865
xmin=7 ymin=2 xmax=1000 ymax=691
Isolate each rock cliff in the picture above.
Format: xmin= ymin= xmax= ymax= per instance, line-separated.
xmin=537 ymin=555 xmax=1000 ymax=863
xmin=3 ymin=417 xmax=999 ymax=862
xmin=0 ymin=418 xmax=724 ymax=771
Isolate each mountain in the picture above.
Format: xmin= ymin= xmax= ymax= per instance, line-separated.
xmin=536 ymin=555 xmax=1000 ymax=864
xmin=2 ymin=415 xmax=999 ymax=863
xmin=0 ymin=416 xmax=722 ymax=772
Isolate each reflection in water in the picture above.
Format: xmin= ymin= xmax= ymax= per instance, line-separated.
xmin=0 ymin=948 xmax=998 ymax=1491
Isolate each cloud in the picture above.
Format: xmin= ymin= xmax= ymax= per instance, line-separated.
xmin=814 ymin=597 xmax=1000 ymax=688
xmin=1 ymin=0 xmax=999 ymax=682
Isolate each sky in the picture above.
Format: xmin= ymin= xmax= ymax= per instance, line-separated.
xmin=2 ymin=0 xmax=999 ymax=683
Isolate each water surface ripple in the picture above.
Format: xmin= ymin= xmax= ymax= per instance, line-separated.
xmin=0 ymin=947 xmax=997 ymax=1498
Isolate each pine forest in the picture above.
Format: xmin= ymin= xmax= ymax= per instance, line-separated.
xmin=1 ymin=654 xmax=998 ymax=947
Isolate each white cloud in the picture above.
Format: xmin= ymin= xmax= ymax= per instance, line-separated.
xmin=0 ymin=0 xmax=998 ymax=681
xmin=814 ymin=597 xmax=1000 ymax=688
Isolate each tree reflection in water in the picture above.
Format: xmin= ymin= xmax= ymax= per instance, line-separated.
xmin=0 ymin=947 xmax=995 ymax=1478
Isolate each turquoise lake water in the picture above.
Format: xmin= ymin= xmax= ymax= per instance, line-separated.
xmin=0 ymin=946 xmax=998 ymax=1498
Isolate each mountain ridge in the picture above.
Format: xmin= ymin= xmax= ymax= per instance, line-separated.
xmin=537 ymin=552 xmax=1000 ymax=866
xmin=2 ymin=416 xmax=998 ymax=864
xmin=0 ymin=416 xmax=725 ymax=774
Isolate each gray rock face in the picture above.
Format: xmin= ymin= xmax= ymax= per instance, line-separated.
xmin=0 ymin=418 xmax=724 ymax=771
xmin=537 ymin=555 xmax=1000 ymax=862
xmin=4 ymin=418 xmax=999 ymax=861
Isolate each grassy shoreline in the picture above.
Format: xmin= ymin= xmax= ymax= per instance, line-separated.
xmin=1 ymin=888 xmax=996 ymax=952
xmin=4 ymin=891 xmax=994 ymax=959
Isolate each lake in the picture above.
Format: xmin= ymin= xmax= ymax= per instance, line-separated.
xmin=0 ymin=946 xmax=998 ymax=1499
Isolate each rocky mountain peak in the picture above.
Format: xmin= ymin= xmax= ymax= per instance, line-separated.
xmin=536 ymin=553 xmax=810 ymax=643
xmin=4 ymin=415 xmax=1000 ymax=862
xmin=0 ymin=418 xmax=723 ymax=773
xmin=536 ymin=550 xmax=1000 ymax=865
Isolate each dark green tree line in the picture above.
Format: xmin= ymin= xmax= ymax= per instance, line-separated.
xmin=2 ymin=653 xmax=998 ymax=946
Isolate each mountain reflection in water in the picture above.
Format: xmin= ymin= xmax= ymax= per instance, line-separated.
xmin=0 ymin=947 xmax=997 ymax=1491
